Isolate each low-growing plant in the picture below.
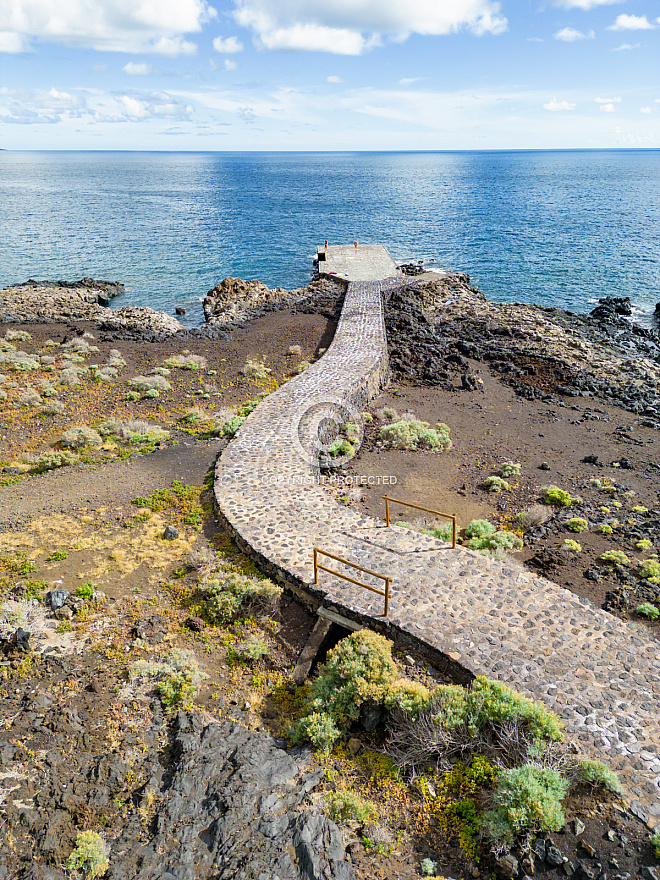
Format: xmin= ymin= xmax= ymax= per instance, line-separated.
xmin=564 ymin=539 xmax=582 ymax=553
xmin=66 ymin=830 xmax=109 ymax=878
xmin=599 ymin=524 xmax=614 ymax=535
xmin=378 ymin=419 xmax=451 ymax=452
xmin=129 ymin=375 xmax=171 ymax=393
xmin=485 ymin=765 xmax=570 ymax=844
xmin=46 ymin=549 xmax=68 ymax=562
xmin=219 ymin=394 xmax=268 ymax=437
xmin=242 ymin=358 xmax=271 ymax=380
xmin=581 ymin=759 xmax=624 ymax=795
xmin=296 ymin=360 xmax=312 ymax=374
xmin=58 ymin=425 xmax=103 ymax=449
xmin=544 ymin=486 xmax=572 ymax=507
xmin=631 ymin=505 xmax=649 ymax=514
xmin=636 ymin=603 xmax=659 ymax=620
xmin=325 ymin=790 xmax=377 ymax=824
xmin=599 ymin=550 xmax=630 ymax=567
xmin=651 ymin=830 xmax=660 ymax=859
xmin=638 ymin=559 xmax=660 ymax=583
xmin=565 ymin=517 xmax=588 ymax=533
xmin=30 ymin=450 xmax=78 ymax=473
xmin=500 ymin=461 xmax=521 ymax=477
xmin=144 ymin=388 xmax=159 ymax=398
xmin=98 ymin=419 xmax=169 ymax=446
xmin=464 ymin=520 xmax=495 ymax=539
xmin=228 ymin=636 xmax=270 ymax=665
xmin=636 ymin=539 xmax=653 ymax=551
xmin=205 ymin=572 xmax=281 ymax=624
xmin=74 ymin=583 xmax=96 ymax=601
xmin=483 ymin=476 xmax=511 ymax=494
xmin=131 ymin=648 xmax=208 ymax=709
xmin=421 ymin=858 xmax=438 ymax=876
xmin=164 ymin=354 xmax=207 ymax=370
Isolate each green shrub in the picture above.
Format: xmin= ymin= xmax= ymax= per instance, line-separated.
xmin=291 ymin=630 xmax=398 ymax=748
xmin=564 ymin=540 xmax=582 ymax=553
xmin=205 ymin=572 xmax=281 ymax=624
xmin=384 ymin=679 xmax=432 ymax=719
xmin=485 ymin=766 xmax=569 ymax=843
xmin=464 ymin=530 xmax=522 ymax=557
xmin=378 ymin=419 xmax=451 ymax=452
xmin=328 ymin=438 xmax=355 ymax=458
xmin=144 ymin=389 xmax=159 ymax=399
xmin=599 ymin=524 xmax=614 ymax=535
xmin=581 ymin=759 xmax=624 ymax=796
xmin=242 ymin=358 xmax=271 ymax=380
xmin=129 ymin=375 xmax=171 ymax=393
xmin=30 ymin=450 xmax=78 ymax=473
xmin=296 ymin=360 xmax=312 ymax=373
xmin=464 ymin=520 xmax=496 ymax=539
xmin=500 ymin=461 xmax=521 ymax=477
xmin=544 ymin=486 xmax=572 ymax=507
xmin=164 ymin=354 xmax=207 ymax=370
xmin=66 ymin=830 xmax=109 ymax=878
xmin=228 ymin=636 xmax=270 ymax=665
xmin=74 ymin=583 xmax=96 ymax=601
xmin=599 ymin=550 xmax=630 ymax=566
xmin=651 ymin=830 xmax=660 ymax=859
xmin=483 ymin=476 xmax=510 ymax=493
xmin=566 ymin=518 xmax=588 ymax=533
xmin=325 ymin=789 xmax=377 ymax=824
xmin=434 ymin=677 xmax=563 ymax=747
xmin=636 ymin=539 xmax=653 ymax=551
xmin=292 ymin=711 xmax=341 ymax=751
xmin=631 ymin=505 xmax=649 ymax=514
xmin=636 ymin=603 xmax=659 ymax=620
xmin=59 ymin=425 xmax=103 ymax=449
xmin=219 ymin=395 xmax=268 ymax=437
xmin=421 ymin=858 xmax=438 ymax=876
xmin=639 ymin=559 xmax=660 ymax=583
xmin=131 ymin=648 xmax=208 ymax=709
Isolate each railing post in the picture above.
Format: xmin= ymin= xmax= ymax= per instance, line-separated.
xmin=384 ymin=578 xmax=390 ymax=617
xmin=452 ymin=514 xmax=457 ymax=550
xmin=313 ymin=547 xmax=318 ymax=584
xmin=384 ymin=494 xmax=390 ymax=527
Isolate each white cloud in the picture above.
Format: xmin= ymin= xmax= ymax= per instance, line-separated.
xmin=327 ymin=75 xmax=345 ymax=83
xmin=612 ymin=43 xmax=639 ymax=51
xmin=0 ymin=31 xmax=26 ymax=52
xmin=0 ymin=85 xmax=194 ymax=124
xmin=608 ymin=14 xmax=656 ymax=31
xmin=123 ymin=62 xmax=153 ymax=75
xmin=527 ymin=37 xmax=544 ymax=42
xmin=595 ymin=96 xmax=621 ymax=103
xmin=0 ymin=0 xmax=215 ymax=55
xmin=398 ymin=77 xmax=422 ymax=85
xmin=212 ymin=35 xmax=243 ymax=53
xmin=553 ymin=27 xmax=594 ymax=41
xmin=224 ymin=58 xmax=237 ymax=70
xmin=232 ymin=0 xmax=508 ymax=55
xmin=641 ymin=106 xmax=651 ymax=113
xmin=552 ymin=0 xmax=619 ymax=8
xmin=543 ymin=97 xmax=576 ymax=111
xmin=600 ymin=103 xmax=615 ymax=112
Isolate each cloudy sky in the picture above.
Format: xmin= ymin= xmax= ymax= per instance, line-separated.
xmin=0 ymin=0 xmax=658 ymax=149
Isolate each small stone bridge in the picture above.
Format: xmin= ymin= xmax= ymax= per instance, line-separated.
xmin=214 ymin=246 xmax=660 ymax=826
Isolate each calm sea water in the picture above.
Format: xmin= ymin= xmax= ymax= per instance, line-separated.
xmin=0 ymin=150 xmax=658 ymax=328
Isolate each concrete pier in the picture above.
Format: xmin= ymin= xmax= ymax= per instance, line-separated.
xmin=316 ymin=243 xmax=399 ymax=281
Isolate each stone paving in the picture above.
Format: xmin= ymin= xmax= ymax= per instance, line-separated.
xmin=214 ymin=265 xmax=660 ymax=827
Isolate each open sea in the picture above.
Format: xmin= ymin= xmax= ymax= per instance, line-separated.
xmin=0 ymin=150 xmax=658 ymax=328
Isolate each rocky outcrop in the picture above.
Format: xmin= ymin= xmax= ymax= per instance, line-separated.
xmin=203 ymin=277 xmax=342 ymax=330
xmin=0 ymin=279 xmax=123 ymax=324
xmin=0 ymin=708 xmax=353 ymax=880
xmin=98 ymin=307 xmax=183 ymax=336
xmin=385 ymin=275 xmax=660 ymax=424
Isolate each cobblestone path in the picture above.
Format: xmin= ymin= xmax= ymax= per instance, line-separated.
xmin=214 ymin=275 xmax=660 ymax=827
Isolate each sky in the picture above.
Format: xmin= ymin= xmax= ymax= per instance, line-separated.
xmin=0 ymin=0 xmax=658 ymax=150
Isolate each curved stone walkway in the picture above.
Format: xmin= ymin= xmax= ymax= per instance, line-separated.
xmin=215 ymin=276 xmax=660 ymax=827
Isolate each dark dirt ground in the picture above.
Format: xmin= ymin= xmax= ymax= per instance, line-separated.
xmin=1 ymin=300 xmax=659 ymax=880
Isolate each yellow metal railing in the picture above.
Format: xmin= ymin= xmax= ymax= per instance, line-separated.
xmin=383 ymin=494 xmax=457 ymax=549
xmin=313 ymin=547 xmax=391 ymax=617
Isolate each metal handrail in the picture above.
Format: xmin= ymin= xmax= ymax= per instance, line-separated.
xmin=382 ymin=494 xmax=457 ymax=549
xmin=313 ymin=547 xmax=391 ymax=617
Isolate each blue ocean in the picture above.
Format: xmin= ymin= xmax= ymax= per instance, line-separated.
xmin=0 ymin=150 xmax=658 ymax=328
